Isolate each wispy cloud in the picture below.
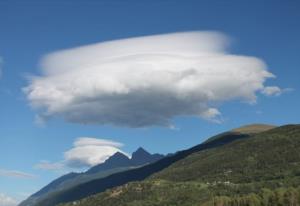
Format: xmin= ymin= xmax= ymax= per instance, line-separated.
xmin=24 ymin=31 xmax=280 ymax=127
xmin=0 ymin=169 xmax=36 ymax=179
xmin=35 ymin=137 xmax=126 ymax=170
xmin=34 ymin=161 xmax=65 ymax=171
xmin=261 ymin=86 xmax=293 ymax=97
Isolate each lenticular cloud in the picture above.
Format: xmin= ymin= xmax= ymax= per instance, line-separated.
xmin=24 ymin=31 xmax=275 ymax=127
xmin=64 ymin=137 xmax=126 ymax=168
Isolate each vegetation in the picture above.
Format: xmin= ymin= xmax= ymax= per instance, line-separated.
xmin=205 ymin=186 xmax=300 ymax=206
xmin=231 ymin=123 xmax=276 ymax=134
xmin=151 ymin=125 xmax=300 ymax=183
xmin=61 ymin=182 xmax=300 ymax=206
xmin=19 ymin=167 xmax=135 ymax=206
xmin=20 ymin=147 xmax=163 ymax=206
xmin=35 ymin=129 xmax=249 ymax=206
xmin=60 ymin=125 xmax=300 ymax=206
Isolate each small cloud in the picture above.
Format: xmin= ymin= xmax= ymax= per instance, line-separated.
xmin=0 ymin=193 xmax=18 ymax=206
xmin=261 ymin=86 xmax=281 ymax=96
xmin=64 ymin=137 xmax=127 ymax=168
xmin=282 ymin=88 xmax=294 ymax=93
xmin=262 ymin=86 xmax=293 ymax=97
xmin=201 ymin=108 xmax=224 ymax=123
xmin=0 ymin=169 xmax=36 ymax=179
xmin=35 ymin=137 xmax=126 ymax=171
xmin=169 ymin=124 xmax=180 ymax=131
xmin=34 ymin=161 xmax=64 ymax=171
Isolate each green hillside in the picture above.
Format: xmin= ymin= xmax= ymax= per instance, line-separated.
xmin=231 ymin=123 xmax=276 ymax=134
xmin=204 ymin=123 xmax=276 ymax=144
xmin=60 ymin=124 xmax=300 ymax=206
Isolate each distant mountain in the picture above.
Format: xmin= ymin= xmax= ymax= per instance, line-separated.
xmin=18 ymin=172 xmax=80 ymax=206
xmin=19 ymin=147 xmax=164 ymax=206
xmin=31 ymin=172 xmax=79 ymax=198
xmin=34 ymin=129 xmax=250 ymax=206
xmin=86 ymin=152 xmax=132 ymax=174
xmin=87 ymin=148 xmax=163 ymax=174
xmin=60 ymin=124 xmax=300 ymax=206
xmin=131 ymin=147 xmax=164 ymax=166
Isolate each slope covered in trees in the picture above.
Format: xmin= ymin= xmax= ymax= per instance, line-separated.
xmin=60 ymin=125 xmax=300 ymax=206
xmin=37 ymin=127 xmax=250 ymax=206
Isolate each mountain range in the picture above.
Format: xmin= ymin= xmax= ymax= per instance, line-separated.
xmin=20 ymin=123 xmax=300 ymax=206
xmin=19 ymin=147 xmax=164 ymax=206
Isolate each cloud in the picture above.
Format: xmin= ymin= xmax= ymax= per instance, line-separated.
xmin=24 ymin=31 xmax=278 ymax=127
xmin=261 ymin=86 xmax=293 ymax=96
xmin=0 ymin=193 xmax=18 ymax=206
xmin=35 ymin=137 xmax=126 ymax=170
xmin=261 ymin=86 xmax=282 ymax=96
xmin=0 ymin=169 xmax=36 ymax=179
xmin=64 ymin=137 xmax=126 ymax=168
xmin=34 ymin=161 xmax=64 ymax=171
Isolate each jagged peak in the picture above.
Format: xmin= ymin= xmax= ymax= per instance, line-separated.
xmin=107 ymin=151 xmax=130 ymax=160
xmin=135 ymin=147 xmax=149 ymax=153
xmin=132 ymin=147 xmax=151 ymax=158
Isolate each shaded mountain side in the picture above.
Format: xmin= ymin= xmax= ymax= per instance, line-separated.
xmin=19 ymin=173 xmax=80 ymax=206
xmin=37 ymin=132 xmax=250 ymax=206
xmin=60 ymin=124 xmax=300 ymax=206
xmin=131 ymin=147 xmax=164 ymax=166
xmin=85 ymin=152 xmax=132 ymax=174
xmin=32 ymin=173 xmax=79 ymax=198
xmin=19 ymin=168 xmax=134 ymax=206
xmin=19 ymin=147 xmax=164 ymax=206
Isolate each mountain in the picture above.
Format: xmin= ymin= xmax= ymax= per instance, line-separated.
xmin=231 ymin=123 xmax=276 ymax=134
xmin=32 ymin=173 xmax=80 ymax=198
xmin=33 ymin=129 xmax=250 ymax=206
xmin=85 ymin=152 xmax=132 ymax=174
xmin=59 ymin=124 xmax=300 ymax=206
xmin=19 ymin=148 xmax=163 ymax=206
xmin=86 ymin=148 xmax=163 ymax=174
xmin=18 ymin=173 xmax=80 ymax=206
xmin=131 ymin=147 xmax=164 ymax=166
xmin=204 ymin=123 xmax=276 ymax=144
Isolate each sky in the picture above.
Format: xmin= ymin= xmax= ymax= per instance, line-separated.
xmin=0 ymin=0 xmax=299 ymax=204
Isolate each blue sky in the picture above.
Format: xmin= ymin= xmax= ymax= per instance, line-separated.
xmin=0 ymin=0 xmax=299 ymax=203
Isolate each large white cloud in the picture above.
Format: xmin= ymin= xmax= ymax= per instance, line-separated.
xmin=35 ymin=138 xmax=126 ymax=170
xmin=0 ymin=193 xmax=18 ymax=206
xmin=24 ymin=31 xmax=278 ymax=127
